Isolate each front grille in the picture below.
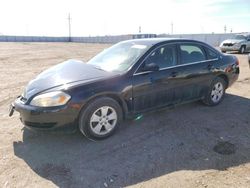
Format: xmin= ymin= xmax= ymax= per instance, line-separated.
xmin=24 ymin=121 xmax=56 ymax=129
xmin=223 ymin=43 xmax=234 ymax=47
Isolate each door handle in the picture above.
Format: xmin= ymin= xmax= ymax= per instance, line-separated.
xmin=171 ymin=71 xmax=178 ymax=77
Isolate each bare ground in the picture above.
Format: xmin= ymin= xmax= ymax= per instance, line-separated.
xmin=0 ymin=42 xmax=250 ymax=188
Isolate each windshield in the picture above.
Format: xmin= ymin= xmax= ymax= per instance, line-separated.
xmin=87 ymin=41 xmax=150 ymax=72
xmin=234 ymin=35 xmax=246 ymax=40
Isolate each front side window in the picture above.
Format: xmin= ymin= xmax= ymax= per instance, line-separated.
xmin=180 ymin=44 xmax=206 ymax=64
xmin=143 ymin=44 xmax=176 ymax=70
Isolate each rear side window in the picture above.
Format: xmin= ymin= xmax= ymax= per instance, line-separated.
xmin=180 ymin=45 xmax=206 ymax=64
xmin=206 ymin=48 xmax=218 ymax=60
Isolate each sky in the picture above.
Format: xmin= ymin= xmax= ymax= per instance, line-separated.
xmin=0 ymin=0 xmax=249 ymax=36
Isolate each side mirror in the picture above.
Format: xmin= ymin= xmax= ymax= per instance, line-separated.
xmin=142 ymin=63 xmax=159 ymax=72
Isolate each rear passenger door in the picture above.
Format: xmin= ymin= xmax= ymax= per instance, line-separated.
xmin=174 ymin=43 xmax=218 ymax=103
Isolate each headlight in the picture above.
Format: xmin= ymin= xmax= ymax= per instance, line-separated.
xmin=30 ymin=91 xmax=71 ymax=107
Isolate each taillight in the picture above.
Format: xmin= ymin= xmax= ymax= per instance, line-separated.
xmin=235 ymin=58 xmax=239 ymax=65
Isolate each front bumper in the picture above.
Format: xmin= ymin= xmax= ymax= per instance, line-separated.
xmin=220 ymin=46 xmax=241 ymax=52
xmin=10 ymin=97 xmax=79 ymax=131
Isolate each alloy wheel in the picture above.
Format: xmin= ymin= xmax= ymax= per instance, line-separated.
xmin=211 ymin=82 xmax=224 ymax=103
xmin=89 ymin=106 xmax=117 ymax=136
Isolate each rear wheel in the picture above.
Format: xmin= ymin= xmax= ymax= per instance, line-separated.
xmin=202 ymin=77 xmax=226 ymax=106
xmin=239 ymin=46 xmax=246 ymax=54
xmin=79 ymin=97 xmax=122 ymax=140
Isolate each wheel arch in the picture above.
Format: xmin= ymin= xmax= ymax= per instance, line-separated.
xmin=240 ymin=45 xmax=246 ymax=53
xmin=79 ymin=92 xmax=128 ymax=120
xmin=217 ymin=74 xmax=229 ymax=89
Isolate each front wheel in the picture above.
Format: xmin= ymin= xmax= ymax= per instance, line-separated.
xmin=202 ymin=77 xmax=226 ymax=106
xmin=239 ymin=46 xmax=246 ymax=54
xmin=79 ymin=97 xmax=122 ymax=140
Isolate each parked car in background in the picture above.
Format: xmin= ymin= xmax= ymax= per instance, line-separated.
xmin=220 ymin=34 xmax=250 ymax=54
xmin=9 ymin=38 xmax=240 ymax=140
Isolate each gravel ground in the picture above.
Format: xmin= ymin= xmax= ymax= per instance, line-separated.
xmin=0 ymin=42 xmax=250 ymax=188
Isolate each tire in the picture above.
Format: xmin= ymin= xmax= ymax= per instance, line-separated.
xmin=202 ymin=77 xmax=226 ymax=106
xmin=79 ymin=97 xmax=122 ymax=140
xmin=239 ymin=46 xmax=246 ymax=54
xmin=221 ymin=50 xmax=226 ymax=53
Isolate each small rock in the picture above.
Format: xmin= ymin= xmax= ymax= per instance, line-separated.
xmin=109 ymin=178 xmax=114 ymax=183
xmin=4 ymin=181 xmax=8 ymax=187
xmin=104 ymin=182 xmax=108 ymax=187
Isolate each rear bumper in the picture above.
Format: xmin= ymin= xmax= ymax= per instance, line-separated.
xmin=228 ymin=66 xmax=240 ymax=87
xmin=12 ymin=97 xmax=79 ymax=131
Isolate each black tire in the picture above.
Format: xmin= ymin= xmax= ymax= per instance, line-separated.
xmin=239 ymin=46 xmax=246 ymax=54
xmin=202 ymin=77 xmax=226 ymax=106
xmin=79 ymin=97 xmax=122 ymax=140
xmin=248 ymin=54 xmax=250 ymax=66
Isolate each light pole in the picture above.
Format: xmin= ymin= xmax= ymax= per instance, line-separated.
xmin=68 ymin=13 xmax=72 ymax=42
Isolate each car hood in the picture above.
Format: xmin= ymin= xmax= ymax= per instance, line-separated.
xmin=222 ymin=39 xmax=245 ymax=44
xmin=24 ymin=59 xmax=118 ymax=99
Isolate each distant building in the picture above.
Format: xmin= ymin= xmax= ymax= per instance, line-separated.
xmin=132 ymin=34 xmax=157 ymax=39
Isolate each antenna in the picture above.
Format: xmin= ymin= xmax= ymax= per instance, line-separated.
xmin=68 ymin=13 xmax=72 ymax=42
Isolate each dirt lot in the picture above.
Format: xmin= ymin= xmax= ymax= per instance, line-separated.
xmin=0 ymin=42 xmax=250 ymax=188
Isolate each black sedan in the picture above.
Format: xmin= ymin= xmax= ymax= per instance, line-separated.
xmin=9 ymin=38 xmax=239 ymax=139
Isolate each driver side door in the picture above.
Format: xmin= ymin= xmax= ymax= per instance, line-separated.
xmin=132 ymin=44 xmax=178 ymax=113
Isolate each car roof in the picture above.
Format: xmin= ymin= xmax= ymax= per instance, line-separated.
xmin=236 ymin=33 xmax=250 ymax=37
xmin=122 ymin=38 xmax=204 ymax=46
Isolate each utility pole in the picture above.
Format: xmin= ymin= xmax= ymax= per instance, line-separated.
xmin=224 ymin=25 xmax=227 ymax=33
xmin=68 ymin=13 xmax=72 ymax=42
xmin=139 ymin=26 xmax=141 ymax=33
xmin=171 ymin=22 xmax=173 ymax=35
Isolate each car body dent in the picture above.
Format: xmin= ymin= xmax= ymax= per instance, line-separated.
xmin=23 ymin=59 xmax=119 ymax=100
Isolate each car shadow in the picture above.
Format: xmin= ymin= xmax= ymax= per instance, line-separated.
xmin=13 ymin=93 xmax=250 ymax=188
